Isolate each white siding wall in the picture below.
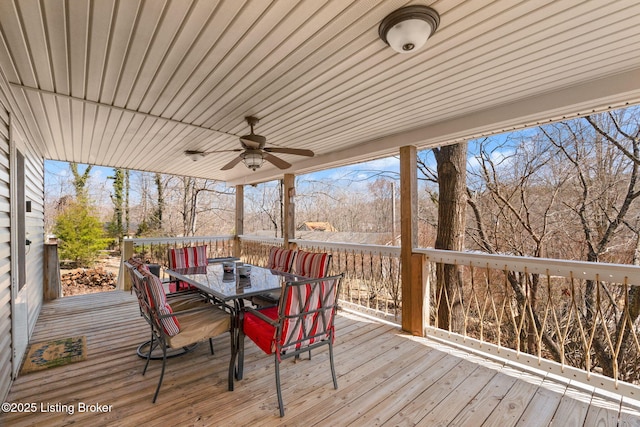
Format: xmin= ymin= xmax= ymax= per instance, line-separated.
xmin=0 ymin=83 xmax=45 ymax=402
xmin=0 ymin=95 xmax=10 ymax=403
xmin=22 ymin=137 xmax=44 ymax=335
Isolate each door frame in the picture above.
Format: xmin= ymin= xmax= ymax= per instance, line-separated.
xmin=9 ymin=113 xmax=28 ymax=378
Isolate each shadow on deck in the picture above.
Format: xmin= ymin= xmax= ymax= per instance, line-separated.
xmin=2 ymin=291 xmax=639 ymax=426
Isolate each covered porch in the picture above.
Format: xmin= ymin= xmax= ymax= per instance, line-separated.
xmin=1 ymin=0 xmax=640 ymax=423
xmin=3 ymin=290 xmax=639 ymax=426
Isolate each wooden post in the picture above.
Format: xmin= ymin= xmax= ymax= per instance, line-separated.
xmin=412 ymin=253 xmax=428 ymax=331
xmin=118 ymin=239 xmax=134 ymax=291
xmin=400 ymin=145 xmax=423 ymax=335
xmin=283 ymin=174 xmax=295 ymax=247
xmin=43 ymin=243 xmax=61 ymax=300
xmin=234 ymin=184 xmax=244 ymax=258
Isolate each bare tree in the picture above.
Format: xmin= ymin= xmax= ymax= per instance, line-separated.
xmin=432 ymin=142 xmax=468 ymax=333
xmin=542 ymin=110 xmax=640 ymax=378
xmin=464 ymin=107 xmax=640 ymax=379
xmin=179 ymin=177 xmax=233 ymax=236
xmin=467 ymin=134 xmax=565 ymax=358
xmin=245 ymin=181 xmax=282 ymax=237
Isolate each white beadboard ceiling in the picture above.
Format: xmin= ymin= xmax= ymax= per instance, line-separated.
xmin=1 ymin=0 xmax=640 ymax=185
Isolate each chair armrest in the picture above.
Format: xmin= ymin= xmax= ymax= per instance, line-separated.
xmin=243 ymin=306 xmax=279 ymax=327
xmin=158 ymin=304 xmax=228 ymax=319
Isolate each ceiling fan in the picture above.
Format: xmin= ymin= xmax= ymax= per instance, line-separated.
xmin=184 ymin=116 xmax=314 ymax=171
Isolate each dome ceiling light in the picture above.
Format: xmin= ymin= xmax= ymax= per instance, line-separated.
xmin=378 ymin=5 xmax=440 ymax=54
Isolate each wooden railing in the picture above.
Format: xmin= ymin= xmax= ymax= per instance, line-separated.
xmin=416 ymin=248 xmax=640 ymax=397
xmin=238 ymin=235 xmax=283 ymax=267
xmin=117 ymin=234 xmax=640 ymax=395
xmin=292 ymin=239 xmax=402 ymax=322
xmin=238 ymin=236 xmax=403 ymax=322
xmin=118 ymin=235 xmax=235 ymax=289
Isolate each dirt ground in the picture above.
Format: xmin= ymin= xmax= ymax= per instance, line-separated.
xmin=60 ymin=254 xmax=122 ymax=296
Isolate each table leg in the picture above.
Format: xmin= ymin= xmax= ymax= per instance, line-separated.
xmin=234 ymin=299 xmax=245 ymax=381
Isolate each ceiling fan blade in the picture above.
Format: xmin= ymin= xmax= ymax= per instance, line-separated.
xmin=207 ymin=149 xmax=242 ymax=153
xmin=220 ymin=155 xmax=244 ymax=170
xmin=240 ymin=135 xmax=264 ymax=149
xmin=263 ymin=152 xmax=291 ymax=169
xmin=185 ymin=148 xmax=241 ymax=156
xmin=264 ymin=147 xmax=314 ymax=157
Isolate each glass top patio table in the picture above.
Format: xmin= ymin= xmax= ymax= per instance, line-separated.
xmin=165 ymin=262 xmax=304 ymax=302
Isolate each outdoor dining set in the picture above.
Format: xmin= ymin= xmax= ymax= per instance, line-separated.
xmin=123 ymin=245 xmax=343 ymax=417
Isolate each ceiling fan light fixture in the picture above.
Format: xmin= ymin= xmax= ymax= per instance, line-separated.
xmin=242 ymin=150 xmax=264 ymax=171
xmin=185 ymin=150 xmax=205 ymax=162
xmin=378 ymin=5 xmax=439 ymax=54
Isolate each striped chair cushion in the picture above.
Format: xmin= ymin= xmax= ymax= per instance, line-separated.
xmin=279 ymin=280 xmax=325 ymax=353
xmin=294 ymin=251 xmax=330 ymax=278
xmin=142 ymin=270 xmax=181 ymax=336
xmin=243 ymin=304 xmax=312 ymax=355
xmin=127 ymin=257 xmax=149 ymax=273
xmin=168 ymin=245 xmax=208 ymax=269
xmin=243 ymin=275 xmax=341 ymax=355
xmin=266 ymin=247 xmax=296 ymax=272
xmin=167 ymin=246 xmax=208 ymax=292
xmin=127 ymin=257 xmax=143 ymax=268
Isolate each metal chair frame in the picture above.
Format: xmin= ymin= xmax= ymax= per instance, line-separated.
xmin=131 ymin=267 xmax=234 ymax=402
xmin=125 ymin=261 xmax=204 ymax=359
xmin=239 ymin=274 xmax=344 ymax=416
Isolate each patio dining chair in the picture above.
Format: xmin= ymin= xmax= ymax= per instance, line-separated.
xmin=239 ymin=274 xmax=344 ymax=417
xmin=125 ymin=259 xmax=225 ymax=358
xmin=132 ymin=267 xmax=234 ymax=402
xmin=293 ymin=250 xmax=332 ymax=278
xmin=126 ymin=258 xmax=207 ymax=310
xmin=167 ymin=245 xmax=209 ymax=291
xmin=267 ymin=246 xmax=297 ymax=272
xmin=251 ymin=246 xmax=297 ymax=307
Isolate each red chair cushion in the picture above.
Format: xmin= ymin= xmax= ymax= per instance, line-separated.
xmin=243 ymin=306 xmax=279 ymax=355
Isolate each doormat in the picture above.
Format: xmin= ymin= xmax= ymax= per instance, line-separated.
xmin=20 ymin=336 xmax=87 ymax=374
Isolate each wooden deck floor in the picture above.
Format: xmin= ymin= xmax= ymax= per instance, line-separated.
xmin=2 ymin=291 xmax=640 ymax=427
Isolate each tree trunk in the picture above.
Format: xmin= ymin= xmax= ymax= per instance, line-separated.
xmin=434 ymin=142 xmax=467 ymax=333
xmin=154 ymin=173 xmax=164 ymax=230
xmin=70 ymin=163 xmax=92 ymax=201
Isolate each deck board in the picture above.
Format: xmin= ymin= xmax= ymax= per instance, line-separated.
xmin=449 ymin=370 xmax=520 ymax=426
xmin=1 ymin=291 xmax=639 ymax=426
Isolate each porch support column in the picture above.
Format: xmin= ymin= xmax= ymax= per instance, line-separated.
xmin=234 ymin=185 xmax=244 ymax=258
xmin=400 ymin=145 xmax=424 ymax=336
xmin=43 ymin=243 xmax=61 ymax=300
xmin=119 ymin=239 xmax=134 ymax=291
xmin=283 ymin=174 xmax=295 ymax=247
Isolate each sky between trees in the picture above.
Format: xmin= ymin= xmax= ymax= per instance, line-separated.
xmin=44 ymin=104 xmax=640 ymax=266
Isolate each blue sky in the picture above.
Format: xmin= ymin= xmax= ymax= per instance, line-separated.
xmin=44 ymin=133 xmax=511 ymax=203
xmin=45 ymin=160 xmax=116 ymax=206
xmin=45 ymin=155 xmax=406 ymax=196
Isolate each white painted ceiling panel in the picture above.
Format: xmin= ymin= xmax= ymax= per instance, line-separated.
xmin=1 ymin=0 xmax=640 ymax=185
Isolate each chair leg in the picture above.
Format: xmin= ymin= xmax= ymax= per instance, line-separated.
xmin=209 ymin=338 xmax=214 ymax=355
xmin=152 ymin=341 xmax=167 ymax=403
xmin=329 ymin=341 xmax=338 ymax=390
xmin=275 ymin=355 xmax=285 ymax=417
xmin=143 ymin=331 xmax=154 ymax=375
